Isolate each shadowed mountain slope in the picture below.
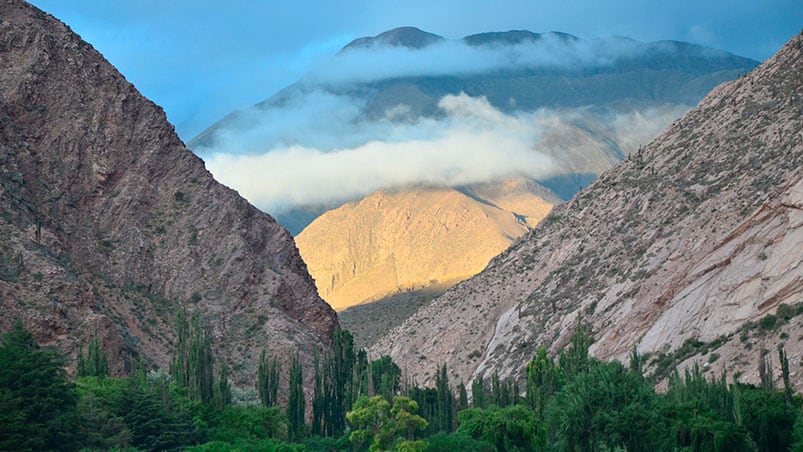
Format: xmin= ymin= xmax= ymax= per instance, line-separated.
xmin=0 ymin=0 xmax=337 ymax=383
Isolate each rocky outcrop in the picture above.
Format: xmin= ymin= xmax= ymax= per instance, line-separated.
xmin=371 ymin=33 xmax=803 ymax=390
xmin=295 ymin=179 xmax=555 ymax=310
xmin=0 ymin=0 xmax=337 ymax=383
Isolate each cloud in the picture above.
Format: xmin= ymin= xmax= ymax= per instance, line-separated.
xmin=202 ymin=93 xmax=557 ymax=212
xmin=304 ymin=34 xmax=648 ymax=85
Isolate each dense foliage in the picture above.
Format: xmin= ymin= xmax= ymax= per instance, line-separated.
xmin=1 ymin=317 xmax=803 ymax=451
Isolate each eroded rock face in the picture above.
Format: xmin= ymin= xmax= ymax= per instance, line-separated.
xmin=0 ymin=0 xmax=337 ymax=383
xmin=371 ymin=33 xmax=803 ymax=390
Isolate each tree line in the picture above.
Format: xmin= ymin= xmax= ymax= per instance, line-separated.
xmin=1 ymin=314 xmax=803 ymax=451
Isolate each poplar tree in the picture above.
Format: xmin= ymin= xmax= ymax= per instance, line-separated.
xmin=170 ymin=309 xmax=214 ymax=403
xmin=435 ymin=364 xmax=454 ymax=432
xmin=258 ymin=349 xmax=280 ymax=407
xmin=287 ymin=353 xmax=306 ymax=440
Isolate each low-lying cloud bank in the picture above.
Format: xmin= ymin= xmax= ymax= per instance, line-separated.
xmin=202 ymin=93 xmax=557 ymax=211
xmin=200 ymin=92 xmax=687 ymax=213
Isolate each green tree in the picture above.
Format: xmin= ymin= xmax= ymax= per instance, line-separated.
xmin=471 ymin=376 xmax=487 ymax=409
xmin=525 ymin=345 xmax=562 ymax=416
xmin=546 ymin=360 xmax=662 ymax=451
xmin=372 ymin=355 xmax=402 ymax=403
xmin=558 ymin=315 xmax=592 ymax=380
xmin=434 ymin=364 xmax=454 ymax=432
xmin=77 ymin=335 xmax=109 ymax=378
xmin=257 ymin=349 xmax=280 ymax=407
xmin=738 ymin=386 xmax=797 ymax=452
xmin=171 ymin=309 xmax=214 ymax=403
xmin=0 ymin=321 xmax=81 ymax=451
xmin=188 ymin=313 xmax=215 ymax=403
xmin=347 ymin=395 xmax=428 ymax=451
xmin=216 ymin=362 xmax=231 ymax=408
xmin=287 ymin=353 xmax=306 ymax=441
xmin=457 ymin=404 xmax=544 ymax=451
xmin=457 ymin=382 xmax=469 ymax=411
xmin=424 ymin=432 xmax=493 ymax=452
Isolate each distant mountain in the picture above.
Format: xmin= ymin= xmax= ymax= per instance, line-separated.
xmin=342 ymin=26 xmax=445 ymax=51
xmin=190 ymin=29 xmax=757 ymax=216
xmin=295 ymin=179 xmax=556 ymax=310
xmin=190 ymin=27 xmax=758 ymax=313
xmin=463 ymin=30 xmax=575 ymax=47
xmin=370 ymin=32 xmax=803 ymax=390
xmin=0 ymin=0 xmax=337 ymax=384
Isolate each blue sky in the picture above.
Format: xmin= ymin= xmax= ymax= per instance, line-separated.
xmin=29 ymin=0 xmax=802 ymax=140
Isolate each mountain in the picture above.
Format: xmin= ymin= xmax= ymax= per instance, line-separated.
xmin=189 ymin=28 xmax=758 ymax=232
xmin=370 ymin=32 xmax=803 ymax=390
xmin=342 ymin=26 xmax=445 ymax=51
xmin=295 ymin=179 xmax=556 ymax=310
xmin=0 ymin=0 xmax=337 ymax=383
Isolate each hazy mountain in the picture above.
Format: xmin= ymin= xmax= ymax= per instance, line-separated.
xmin=295 ymin=179 xmax=556 ymax=310
xmin=342 ymin=26 xmax=445 ymax=51
xmin=189 ymin=27 xmax=756 ymax=314
xmin=0 ymin=0 xmax=337 ymax=384
xmin=190 ymin=27 xmax=757 ymax=232
xmin=370 ymin=32 xmax=803 ymax=390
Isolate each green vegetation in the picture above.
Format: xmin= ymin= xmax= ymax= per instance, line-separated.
xmin=2 ymin=316 xmax=803 ymax=451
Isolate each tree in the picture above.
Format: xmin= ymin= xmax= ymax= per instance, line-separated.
xmin=257 ymin=349 xmax=280 ymax=407
xmin=77 ymin=335 xmax=109 ymax=378
xmin=434 ymin=364 xmax=454 ymax=432
xmin=546 ymin=360 xmax=662 ymax=451
xmin=525 ymin=345 xmax=562 ymax=416
xmin=471 ymin=376 xmax=487 ymax=409
xmin=216 ymin=363 xmax=231 ymax=408
xmin=372 ymin=355 xmax=402 ymax=403
xmin=457 ymin=382 xmax=468 ymax=411
xmin=558 ymin=315 xmax=592 ymax=380
xmin=457 ymin=404 xmax=544 ymax=451
xmin=347 ymin=395 xmax=428 ymax=451
xmin=188 ymin=313 xmax=215 ymax=403
xmin=287 ymin=353 xmax=306 ymax=441
xmin=0 ymin=321 xmax=82 ymax=450
xmin=171 ymin=310 xmax=215 ymax=403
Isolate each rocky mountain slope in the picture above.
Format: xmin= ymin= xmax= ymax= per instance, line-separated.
xmin=296 ymin=179 xmax=555 ymax=310
xmin=371 ymin=32 xmax=803 ymax=390
xmin=0 ymin=0 xmax=337 ymax=383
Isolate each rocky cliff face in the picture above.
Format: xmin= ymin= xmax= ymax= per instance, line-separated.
xmin=371 ymin=33 xmax=803 ymax=390
xmin=0 ymin=0 xmax=337 ymax=382
xmin=295 ymin=179 xmax=555 ymax=310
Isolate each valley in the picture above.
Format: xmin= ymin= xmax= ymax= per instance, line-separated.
xmin=2 ymin=0 xmax=802 ymax=449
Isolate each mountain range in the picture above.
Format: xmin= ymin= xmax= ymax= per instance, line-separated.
xmin=370 ymin=31 xmax=803 ymax=390
xmin=189 ymin=26 xmax=758 ymax=312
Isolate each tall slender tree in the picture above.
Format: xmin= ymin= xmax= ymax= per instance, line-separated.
xmin=257 ymin=349 xmax=280 ymax=407
xmin=287 ymin=353 xmax=306 ymax=440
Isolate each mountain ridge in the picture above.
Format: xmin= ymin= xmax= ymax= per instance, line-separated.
xmin=370 ymin=32 xmax=803 ymax=389
xmin=0 ymin=0 xmax=337 ymax=383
